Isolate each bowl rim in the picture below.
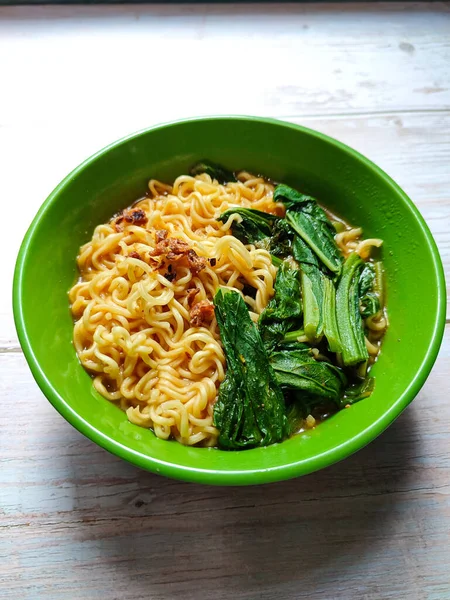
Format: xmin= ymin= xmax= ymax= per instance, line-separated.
xmin=13 ymin=115 xmax=447 ymax=485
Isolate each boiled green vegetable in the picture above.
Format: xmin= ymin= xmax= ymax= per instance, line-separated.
xmin=218 ymin=207 xmax=278 ymax=244
xmin=286 ymin=210 xmax=342 ymax=275
xmin=292 ymin=236 xmax=324 ymax=341
xmin=273 ymin=184 xmax=316 ymax=210
xmin=271 ymin=255 xmax=283 ymax=267
xmin=300 ymin=267 xmax=324 ymax=342
xmin=213 ymin=288 xmax=289 ymax=449
xmin=336 ymin=253 xmax=369 ymax=366
xmin=190 ymin=160 xmax=236 ymax=184
xmin=286 ymin=400 xmax=307 ymax=435
xmin=259 ymin=261 xmax=303 ymax=351
xmin=274 ymin=184 xmax=342 ymax=274
xmin=359 ymin=263 xmax=376 ymax=296
xmin=282 ymin=328 xmax=305 ymax=343
xmin=269 ymin=347 xmax=347 ymax=402
xmin=269 ymin=218 xmax=295 ymax=258
xmin=210 ymin=175 xmax=384 ymax=447
xmin=322 ymin=277 xmax=342 ymax=354
xmin=357 ymin=262 xmax=381 ymax=318
xmin=343 ymin=377 xmax=375 ymax=405
xmin=360 ymin=293 xmax=380 ymax=318
xmin=292 ymin=234 xmax=320 ymax=268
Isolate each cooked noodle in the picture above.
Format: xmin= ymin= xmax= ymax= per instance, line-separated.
xmin=69 ymin=171 xmax=387 ymax=446
xmin=336 ymin=227 xmax=362 ymax=256
xmin=70 ymin=172 xmax=283 ymax=446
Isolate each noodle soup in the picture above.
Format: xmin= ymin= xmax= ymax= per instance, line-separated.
xmin=69 ymin=164 xmax=387 ymax=450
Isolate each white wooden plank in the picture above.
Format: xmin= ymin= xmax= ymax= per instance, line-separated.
xmin=1 ymin=5 xmax=450 ymax=598
xmin=0 ymin=3 xmax=449 ymax=131
xmin=2 ymin=110 xmax=449 ymax=347
xmin=0 ymin=327 xmax=449 ymax=599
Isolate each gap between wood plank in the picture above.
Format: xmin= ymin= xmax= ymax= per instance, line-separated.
xmin=0 ymin=346 xmax=22 ymax=353
xmin=277 ymin=108 xmax=450 ymax=120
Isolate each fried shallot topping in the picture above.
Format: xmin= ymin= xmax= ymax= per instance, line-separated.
xmin=155 ymin=229 xmax=168 ymax=243
xmin=190 ymin=300 xmax=215 ymax=327
xmin=186 ymin=288 xmax=200 ymax=307
xmin=114 ymin=208 xmax=147 ymax=231
xmin=151 ymin=234 xmax=207 ymax=275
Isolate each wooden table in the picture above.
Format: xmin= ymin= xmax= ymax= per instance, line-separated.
xmin=1 ymin=4 xmax=449 ymax=599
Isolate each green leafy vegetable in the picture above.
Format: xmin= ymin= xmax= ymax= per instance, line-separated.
xmin=213 ymin=288 xmax=289 ymax=449
xmin=286 ymin=394 xmax=338 ymax=429
xmin=292 ymin=236 xmax=324 ymax=342
xmin=322 ymin=277 xmax=342 ymax=353
xmin=218 ymin=208 xmax=279 ymax=245
xmin=286 ymin=210 xmax=342 ymax=275
xmin=211 ymin=178 xmax=382 ymax=447
xmin=269 ymin=218 xmax=295 ymax=258
xmin=269 ymin=348 xmax=347 ymax=402
xmin=274 ymin=184 xmax=342 ymax=274
xmin=282 ymin=328 xmax=305 ymax=343
xmin=292 ymin=234 xmax=320 ymax=268
xmin=336 ymin=253 xmax=369 ymax=366
xmin=358 ymin=263 xmax=380 ymax=318
xmin=343 ymin=377 xmax=375 ymax=405
xmin=360 ymin=293 xmax=380 ymax=318
xmin=359 ymin=263 xmax=376 ymax=296
xmin=271 ymin=255 xmax=283 ymax=267
xmin=273 ymin=340 xmax=310 ymax=352
xmin=300 ymin=267 xmax=324 ymax=342
xmin=286 ymin=400 xmax=307 ymax=435
xmin=273 ymin=184 xmax=316 ymax=210
xmin=259 ymin=261 xmax=303 ymax=351
xmin=190 ymin=161 xmax=236 ymax=184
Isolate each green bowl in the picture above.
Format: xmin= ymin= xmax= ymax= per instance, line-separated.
xmin=13 ymin=116 xmax=446 ymax=485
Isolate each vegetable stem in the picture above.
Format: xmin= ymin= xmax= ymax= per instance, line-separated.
xmin=271 ymin=255 xmax=283 ymax=267
xmin=336 ymin=253 xmax=369 ymax=366
xmin=301 ymin=267 xmax=324 ymax=342
xmin=283 ymin=328 xmax=306 ymax=342
xmin=322 ymin=277 xmax=342 ymax=353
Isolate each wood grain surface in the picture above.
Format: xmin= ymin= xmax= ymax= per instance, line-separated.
xmin=1 ymin=3 xmax=449 ymax=599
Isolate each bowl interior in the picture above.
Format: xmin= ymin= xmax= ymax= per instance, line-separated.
xmin=14 ymin=117 xmax=445 ymax=484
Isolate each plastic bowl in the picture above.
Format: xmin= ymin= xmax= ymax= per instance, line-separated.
xmin=13 ymin=116 xmax=446 ymax=485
